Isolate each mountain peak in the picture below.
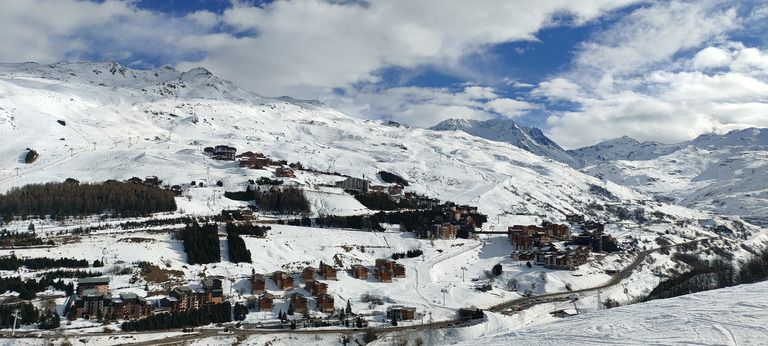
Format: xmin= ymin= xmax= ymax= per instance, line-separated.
xmin=430 ymin=118 xmax=582 ymax=167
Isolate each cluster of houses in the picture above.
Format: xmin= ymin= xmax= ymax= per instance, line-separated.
xmin=66 ymin=276 xmax=223 ymax=320
xmin=372 ymin=259 xmax=406 ymax=283
xmin=205 ymin=145 xmax=298 ymax=178
xmin=508 ymin=222 xmax=589 ymax=270
xmin=572 ymin=221 xmax=618 ymax=253
xmin=249 ymin=264 xmax=339 ymax=317
xmin=414 ymin=202 xmax=479 ymax=240
xmin=507 ymin=215 xmax=621 ymax=270
xmin=511 ymin=243 xmax=591 ymax=270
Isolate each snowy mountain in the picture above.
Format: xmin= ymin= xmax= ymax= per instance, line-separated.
xmin=0 ymin=61 xmax=650 ymax=223
xmin=429 ymin=118 xmax=582 ymax=168
xmin=1 ymin=61 xmax=767 ymax=344
xmin=568 ymin=135 xmax=681 ymax=167
xmin=577 ymin=128 xmax=768 ymax=224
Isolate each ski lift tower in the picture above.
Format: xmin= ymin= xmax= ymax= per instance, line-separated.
xmin=11 ymin=308 xmax=20 ymax=337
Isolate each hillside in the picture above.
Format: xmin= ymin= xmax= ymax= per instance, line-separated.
xmin=429 ymin=115 xmax=768 ymax=224
xmin=576 ymin=128 xmax=768 ymax=225
xmin=430 ymin=118 xmax=582 ymax=168
xmin=0 ymin=62 xmax=766 ymax=343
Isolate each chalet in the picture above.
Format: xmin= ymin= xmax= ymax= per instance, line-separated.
xmin=272 ymin=271 xmax=295 ymax=290
xmin=550 ymin=309 xmax=577 ymax=318
xmin=77 ymin=277 xmax=110 ymax=297
xmin=393 ymin=264 xmax=406 ymax=278
xmin=374 ymin=268 xmax=393 ymax=283
xmin=304 ymin=279 xmax=328 ymax=295
xmin=335 ymin=177 xmax=369 ymax=192
xmin=350 ymin=264 xmax=369 ymax=279
xmin=319 ymin=263 xmax=338 ymax=280
xmin=258 ymin=293 xmax=274 ymax=312
xmin=387 ymin=305 xmax=416 ymax=320
xmin=302 ymin=267 xmax=317 ymax=282
xmin=275 ymin=166 xmax=296 ymax=178
xmin=127 ymin=177 xmax=144 ymax=185
xmin=511 ymin=250 xmax=535 ymax=261
xmin=144 ymin=176 xmax=160 ymax=185
xmin=316 ymin=293 xmax=335 ymax=313
xmin=566 ymin=214 xmax=586 ymax=223
xmin=289 ymin=293 xmax=309 ymax=315
xmin=251 ymin=274 xmax=267 ymax=294
xmin=375 ymin=259 xmax=396 ymax=272
xmin=212 ymin=145 xmax=236 ymax=160
xmin=238 ymin=152 xmax=272 ymax=168
xmin=171 ymin=185 xmax=183 ymax=196
xmin=535 ymin=244 xmax=558 ymax=265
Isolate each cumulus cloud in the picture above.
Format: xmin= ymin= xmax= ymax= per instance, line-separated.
xmin=337 ymin=85 xmax=538 ymax=128
xmin=541 ymin=1 xmax=768 ymax=149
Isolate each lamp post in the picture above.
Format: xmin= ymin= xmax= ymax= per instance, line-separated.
xmin=460 ymin=266 xmax=467 ymax=282
xmin=441 ymin=288 xmax=448 ymax=305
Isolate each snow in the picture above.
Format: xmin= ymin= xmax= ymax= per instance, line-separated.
xmin=446 ymin=280 xmax=768 ymax=345
xmin=0 ymin=62 xmax=767 ymax=344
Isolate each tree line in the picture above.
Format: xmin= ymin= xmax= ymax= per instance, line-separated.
xmin=182 ymin=221 xmax=221 ymax=265
xmin=121 ymin=302 xmax=231 ymax=331
xmin=0 ymin=179 xmax=177 ymax=221
xmin=0 ymin=230 xmax=52 ymax=247
xmin=225 ymin=186 xmax=310 ymax=214
xmin=0 ymin=255 xmax=89 ymax=271
xmin=0 ymin=270 xmax=100 ymax=300
xmin=225 ymin=222 xmax=269 ymax=237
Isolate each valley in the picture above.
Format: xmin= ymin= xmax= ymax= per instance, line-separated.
xmin=1 ymin=62 xmax=767 ymax=345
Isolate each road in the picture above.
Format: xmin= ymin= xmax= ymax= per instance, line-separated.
xmin=486 ymin=238 xmax=704 ymax=313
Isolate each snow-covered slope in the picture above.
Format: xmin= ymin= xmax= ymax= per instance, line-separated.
xmin=568 ymin=135 xmax=681 ymax=167
xmin=577 ymin=128 xmax=768 ymax=224
xmin=2 ymin=62 xmax=768 ymax=343
xmin=0 ymin=62 xmax=655 ymax=226
xmin=430 ymin=118 xmax=582 ymax=168
xmin=445 ymin=280 xmax=768 ymax=346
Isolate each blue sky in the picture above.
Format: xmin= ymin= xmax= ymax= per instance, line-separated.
xmin=2 ymin=0 xmax=768 ymax=148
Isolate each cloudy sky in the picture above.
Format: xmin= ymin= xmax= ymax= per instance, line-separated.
xmin=2 ymin=0 xmax=768 ymax=148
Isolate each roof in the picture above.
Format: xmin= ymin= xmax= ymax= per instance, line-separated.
xmin=82 ymin=288 xmax=103 ymax=297
xmin=119 ymin=292 xmax=139 ymax=300
xmin=78 ymin=277 xmax=110 ymax=284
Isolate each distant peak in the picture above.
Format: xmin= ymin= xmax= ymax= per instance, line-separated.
xmin=183 ymin=67 xmax=212 ymax=76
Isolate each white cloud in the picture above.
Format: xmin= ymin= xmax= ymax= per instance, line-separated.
xmin=541 ymin=1 xmax=768 ymax=149
xmin=693 ymin=47 xmax=732 ymax=69
xmin=573 ymin=1 xmax=739 ymax=76
xmin=176 ymin=0 xmax=644 ymax=97
xmin=532 ymin=78 xmax=583 ymax=101
xmin=335 ymin=85 xmax=537 ymax=128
